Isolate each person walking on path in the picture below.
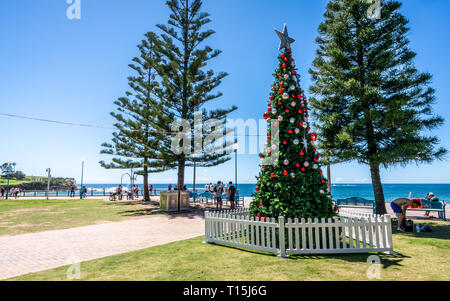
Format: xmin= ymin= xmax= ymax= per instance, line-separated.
xmin=215 ymin=181 xmax=223 ymax=210
xmin=149 ymin=184 xmax=153 ymax=196
xmin=227 ymin=181 xmax=236 ymax=210
xmin=0 ymin=187 xmax=4 ymax=199
xmin=390 ymin=198 xmax=421 ymax=232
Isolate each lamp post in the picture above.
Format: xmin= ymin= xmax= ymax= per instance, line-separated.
xmin=5 ymin=162 xmax=16 ymax=200
xmin=80 ymin=158 xmax=85 ymax=199
xmin=192 ymin=153 xmax=198 ymax=192
xmin=232 ymin=144 xmax=239 ymax=192
xmin=46 ymin=168 xmax=51 ymax=200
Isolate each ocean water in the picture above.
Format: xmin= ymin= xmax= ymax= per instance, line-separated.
xmin=84 ymin=183 xmax=450 ymax=202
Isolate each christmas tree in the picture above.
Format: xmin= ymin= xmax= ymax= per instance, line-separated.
xmin=250 ymin=25 xmax=335 ymax=220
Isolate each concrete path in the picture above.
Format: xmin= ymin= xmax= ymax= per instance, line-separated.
xmin=0 ymin=213 xmax=204 ymax=280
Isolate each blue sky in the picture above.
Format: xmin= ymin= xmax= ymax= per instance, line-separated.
xmin=1 ymin=0 xmax=449 ymax=184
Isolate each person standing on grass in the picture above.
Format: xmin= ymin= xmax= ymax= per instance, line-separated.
xmin=390 ymin=198 xmax=421 ymax=232
xmin=215 ymin=181 xmax=223 ymax=210
xmin=0 ymin=187 xmax=4 ymax=199
xmin=70 ymin=184 xmax=75 ymax=198
xmin=228 ymin=181 xmax=236 ymax=210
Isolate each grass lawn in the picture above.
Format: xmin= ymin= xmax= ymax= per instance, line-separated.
xmin=0 ymin=198 xmax=162 ymax=236
xmin=10 ymin=220 xmax=450 ymax=281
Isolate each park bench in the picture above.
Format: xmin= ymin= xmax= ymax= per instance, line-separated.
xmin=335 ymin=197 xmax=376 ymax=214
xmin=408 ymin=198 xmax=446 ymax=220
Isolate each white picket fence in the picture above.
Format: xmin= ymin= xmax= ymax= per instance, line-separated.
xmin=204 ymin=208 xmax=393 ymax=256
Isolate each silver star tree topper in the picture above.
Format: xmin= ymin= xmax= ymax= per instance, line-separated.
xmin=275 ymin=24 xmax=296 ymax=50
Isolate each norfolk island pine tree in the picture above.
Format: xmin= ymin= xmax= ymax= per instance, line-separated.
xmin=309 ymin=0 xmax=446 ymax=214
xmin=152 ymin=0 xmax=237 ymax=208
xmin=250 ymin=25 xmax=335 ymax=221
xmin=100 ymin=33 xmax=171 ymax=202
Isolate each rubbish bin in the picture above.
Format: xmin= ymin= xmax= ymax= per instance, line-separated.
xmin=160 ymin=191 xmax=190 ymax=212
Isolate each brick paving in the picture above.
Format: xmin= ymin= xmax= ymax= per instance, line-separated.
xmin=0 ymin=212 xmax=204 ymax=280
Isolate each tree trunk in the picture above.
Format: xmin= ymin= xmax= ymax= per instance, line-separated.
xmin=327 ymin=163 xmax=332 ymax=198
xmin=143 ymin=164 xmax=150 ymax=202
xmin=177 ymin=160 xmax=185 ymax=212
xmin=369 ymin=161 xmax=387 ymax=215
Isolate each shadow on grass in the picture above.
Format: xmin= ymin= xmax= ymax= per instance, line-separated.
xmin=391 ymin=220 xmax=450 ymax=240
xmin=208 ymin=242 xmax=409 ymax=269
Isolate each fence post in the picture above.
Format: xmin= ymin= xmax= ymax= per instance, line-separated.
xmin=278 ymin=216 xmax=287 ymax=258
xmin=203 ymin=211 xmax=210 ymax=244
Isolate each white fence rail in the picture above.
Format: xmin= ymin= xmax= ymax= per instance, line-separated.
xmin=205 ymin=209 xmax=393 ymax=256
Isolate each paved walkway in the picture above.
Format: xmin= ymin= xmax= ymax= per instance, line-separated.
xmin=0 ymin=213 xmax=204 ymax=280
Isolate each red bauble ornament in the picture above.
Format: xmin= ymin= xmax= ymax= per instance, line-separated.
xmin=287 ymin=49 xmax=291 ymax=53
xmin=284 ymin=58 xmax=288 ymax=62
xmin=282 ymin=140 xmax=287 ymax=145
xmin=280 ymin=83 xmax=284 ymax=87
xmin=278 ymin=89 xmax=283 ymax=94
xmin=278 ymin=73 xmax=282 ymax=78
xmin=310 ymin=133 xmax=317 ymax=142
xmin=270 ymin=173 xmax=275 ymax=178
xmin=264 ymin=113 xmax=269 ymax=120
xmin=268 ymin=136 xmax=271 ymax=140
xmin=259 ymin=202 xmax=263 ymax=206
xmin=292 ymin=70 xmax=297 ymax=75
xmin=319 ymin=170 xmax=323 ymax=174
xmin=296 ymin=163 xmax=300 ymax=168
xmin=298 ymin=110 xmax=303 ymax=114
xmin=303 ymin=108 xmax=307 ymax=112
xmin=313 ymin=148 xmax=316 ymax=152
xmin=300 ymin=151 xmax=305 ymax=156
xmin=285 ymin=109 xmax=290 ymax=113
xmin=288 ymin=129 xmax=293 ymax=134
xmin=257 ymin=214 xmax=261 ymax=219
xmin=301 ymin=167 xmax=305 ymax=172
xmin=314 ymin=158 xmax=318 ymax=163
xmin=278 ymin=101 xmax=282 ymax=105
xmin=282 ymin=64 xmax=287 ymax=68
xmin=256 ymin=187 xmax=259 ymax=191
xmin=280 ymin=54 xmax=285 ymax=59
xmin=307 ymin=127 xmax=311 ymax=131
xmin=291 ymin=94 xmax=295 ymax=99
xmin=321 ymin=180 xmax=326 ymax=184
xmin=259 ymin=154 xmax=264 ymax=158
xmin=297 ymin=95 xmax=302 ymax=99
xmin=269 ymin=96 xmax=274 ymax=101
xmin=283 ymin=170 xmax=288 ymax=176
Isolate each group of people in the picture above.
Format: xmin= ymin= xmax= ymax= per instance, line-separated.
xmin=205 ymin=181 xmax=237 ymax=211
xmin=167 ymin=184 xmax=188 ymax=191
xmin=110 ymin=185 xmax=141 ymax=201
xmin=0 ymin=186 xmax=22 ymax=199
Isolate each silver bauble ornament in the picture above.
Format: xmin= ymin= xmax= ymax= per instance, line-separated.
xmin=313 ymin=164 xmax=318 ymax=169
xmin=272 ymin=108 xmax=277 ymax=115
xmin=290 ymin=85 xmax=296 ymax=91
xmin=290 ymin=172 xmax=295 ymax=178
xmin=302 ymin=122 xmax=308 ymax=129
xmin=304 ymin=161 xmax=310 ymax=167
xmin=271 ymin=144 xmax=277 ymax=150
xmin=291 ymin=101 xmax=296 ymax=107
xmin=283 ymin=74 xmax=289 ymax=80
xmin=283 ymin=159 xmax=289 ymax=165
xmin=295 ymin=128 xmax=300 ymax=134
xmin=293 ymin=139 xmax=299 ymax=145
xmin=282 ymin=93 xmax=289 ymax=100
xmin=289 ymin=118 xmax=295 ymax=124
